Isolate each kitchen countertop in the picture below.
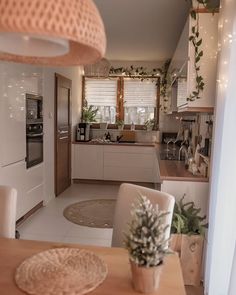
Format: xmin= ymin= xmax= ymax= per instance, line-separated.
xmin=156 ymin=144 xmax=209 ymax=183
xmin=73 ymin=141 xmax=208 ymax=182
xmin=72 ymin=141 xmax=155 ymax=147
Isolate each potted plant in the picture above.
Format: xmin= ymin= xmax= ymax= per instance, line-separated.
xmin=144 ymin=119 xmax=155 ymax=131
xmin=82 ymin=105 xmax=98 ymax=123
xmin=116 ymin=119 xmax=124 ymax=130
xmin=170 ymin=195 xmax=208 ymax=286
xmin=124 ymin=196 xmax=169 ymax=293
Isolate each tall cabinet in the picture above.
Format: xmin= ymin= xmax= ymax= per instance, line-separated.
xmin=167 ymin=11 xmax=218 ymax=113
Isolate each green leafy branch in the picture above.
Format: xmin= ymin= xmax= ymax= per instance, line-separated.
xmin=186 ymin=0 xmax=212 ymax=101
xmin=171 ymin=195 xmax=208 ymax=236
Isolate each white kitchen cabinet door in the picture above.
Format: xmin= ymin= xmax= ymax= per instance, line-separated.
xmin=0 ymin=80 xmax=26 ymax=167
xmin=161 ymin=180 xmax=209 ymax=216
xmin=0 ymin=160 xmax=26 ymax=220
xmin=25 ymin=184 xmax=44 ymax=215
xmin=186 ymin=13 xmax=219 ymax=109
xmin=73 ymin=145 xmax=103 ymax=180
xmin=103 ymin=146 xmax=157 ymax=183
xmin=26 ymin=163 xmax=44 ymax=192
xmin=169 ymin=12 xmax=218 ymax=112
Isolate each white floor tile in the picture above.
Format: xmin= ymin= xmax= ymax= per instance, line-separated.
xmin=18 ymin=183 xmax=118 ymax=246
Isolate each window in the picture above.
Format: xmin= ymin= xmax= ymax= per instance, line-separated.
xmin=84 ymin=77 xmax=117 ymax=123
xmin=83 ymin=76 xmax=159 ymax=126
xmin=123 ymin=79 xmax=157 ymax=124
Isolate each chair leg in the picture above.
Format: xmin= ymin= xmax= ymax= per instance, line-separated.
xmin=15 ymin=230 xmax=20 ymax=239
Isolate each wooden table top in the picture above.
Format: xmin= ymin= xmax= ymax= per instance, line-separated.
xmin=0 ymin=238 xmax=186 ymax=295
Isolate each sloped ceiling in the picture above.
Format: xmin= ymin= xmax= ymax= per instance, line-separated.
xmin=94 ymin=0 xmax=220 ymax=62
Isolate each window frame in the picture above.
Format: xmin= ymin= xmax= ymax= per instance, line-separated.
xmin=82 ymin=75 xmax=160 ymax=130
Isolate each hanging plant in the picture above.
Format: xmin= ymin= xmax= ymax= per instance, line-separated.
xmin=187 ymin=0 xmax=211 ymax=101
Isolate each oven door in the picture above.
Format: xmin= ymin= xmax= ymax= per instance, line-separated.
xmin=26 ymin=133 xmax=43 ymax=168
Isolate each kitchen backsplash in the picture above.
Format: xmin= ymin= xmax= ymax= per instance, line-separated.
xmin=90 ymin=129 xmax=161 ymax=143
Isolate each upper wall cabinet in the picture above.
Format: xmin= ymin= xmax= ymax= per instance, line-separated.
xmin=168 ymin=12 xmax=218 ymax=113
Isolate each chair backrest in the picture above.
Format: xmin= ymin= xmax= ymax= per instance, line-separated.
xmin=111 ymin=183 xmax=175 ymax=248
xmin=0 ymin=185 xmax=17 ymax=238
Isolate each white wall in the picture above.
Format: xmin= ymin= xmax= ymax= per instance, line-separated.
xmin=205 ymin=1 xmax=236 ymax=294
xmin=42 ymin=66 xmax=83 ymax=204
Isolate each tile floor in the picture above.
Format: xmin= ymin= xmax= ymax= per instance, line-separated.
xmin=18 ymin=182 xmax=203 ymax=295
xmin=18 ymin=183 xmax=120 ymax=246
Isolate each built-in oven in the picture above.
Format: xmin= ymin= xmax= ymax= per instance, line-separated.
xmin=26 ymin=123 xmax=43 ymax=169
xmin=26 ymin=94 xmax=43 ymax=169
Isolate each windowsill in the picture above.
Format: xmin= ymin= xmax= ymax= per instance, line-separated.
xmin=90 ymin=123 xmax=159 ymax=131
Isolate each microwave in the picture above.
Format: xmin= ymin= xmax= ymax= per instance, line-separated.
xmin=26 ymin=93 xmax=43 ymax=123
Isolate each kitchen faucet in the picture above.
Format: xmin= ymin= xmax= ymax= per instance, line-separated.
xmin=178 ymin=145 xmax=188 ymax=161
xmin=116 ymin=135 xmax=123 ymax=142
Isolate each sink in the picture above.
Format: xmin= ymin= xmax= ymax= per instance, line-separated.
xmin=159 ymin=152 xmax=182 ymax=161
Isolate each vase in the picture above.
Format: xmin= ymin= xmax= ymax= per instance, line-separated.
xmin=146 ymin=126 xmax=153 ymax=132
xmin=100 ymin=122 xmax=108 ymax=130
xmin=191 ymin=0 xmax=205 ymax=9
xmin=130 ymin=260 xmax=162 ymax=293
xmin=118 ymin=125 xmax=124 ymax=130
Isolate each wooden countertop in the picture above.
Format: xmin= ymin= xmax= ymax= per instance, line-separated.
xmin=156 ymin=144 xmax=209 ymax=183
xmin=158 ymin=160 xmax=209 ymax=182
xmin=0 ymin=238 xmax=186 ymax=295
xmin=73 ymin=141 xmax=155 ymax=147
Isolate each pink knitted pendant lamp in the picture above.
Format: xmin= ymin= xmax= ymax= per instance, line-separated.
xmin=0 ymin=0 xmax=106 ymax=66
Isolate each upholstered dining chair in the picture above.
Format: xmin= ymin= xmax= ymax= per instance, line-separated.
xmin=111 ymin=183 xmax=175 ymax=248
xmin=0 ymin=185 xmax=17 ymax=238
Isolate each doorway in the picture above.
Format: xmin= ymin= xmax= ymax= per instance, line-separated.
xmin=55 ymin=74 xmax=72 ymax=196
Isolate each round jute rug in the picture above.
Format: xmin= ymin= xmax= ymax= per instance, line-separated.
xmin=63 ymin=199 xmax=116 ymax=228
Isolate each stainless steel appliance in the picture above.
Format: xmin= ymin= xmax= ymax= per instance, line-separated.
xmin=76 ymin=123 xmax=90 ymax=141
xmin=26 ymin=94 xmax=43 ymax=168
xmin=26 ymin=123 xmax=43 ymax=168
xmin=26 ymin=93 xmax=43 ymax=123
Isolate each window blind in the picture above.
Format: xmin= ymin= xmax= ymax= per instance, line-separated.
xmin=85 ymin=78 xmax=117 ymax=107
xmin=123 ymin=79 xmax=157 ymax=107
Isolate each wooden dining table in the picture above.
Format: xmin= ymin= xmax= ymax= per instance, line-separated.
xmin=0 ymin=237 xmax=186 ymax=295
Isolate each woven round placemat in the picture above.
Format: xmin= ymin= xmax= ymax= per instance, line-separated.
xmin=15 ymin=248 xmax=108 ymax=295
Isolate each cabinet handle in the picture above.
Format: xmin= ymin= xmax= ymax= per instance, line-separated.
xmin=59 ymin=130 xmax=68 ymax=134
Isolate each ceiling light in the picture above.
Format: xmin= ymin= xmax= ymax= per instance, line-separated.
xmin=0 ymin=0 xmax=106 ymax=66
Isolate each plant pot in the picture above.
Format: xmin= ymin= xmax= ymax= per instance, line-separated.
xmin=170 ymin=234 xmax=204 ymax=286
xmin=146 ymin=126 xmax=153 ymax=132
xmin=118 ymin=125 xmax=124 ymax=130
xmin=130 ymin=260 xmax=162 ymax=293
xmin=191 ymin=0 xmax=205 ymax=9
xmin=100 ymin=122 xmax=108 ymax=130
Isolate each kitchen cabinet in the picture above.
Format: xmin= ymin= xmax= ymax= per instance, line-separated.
xmin=168 ymin=12 xmax=218 ymax=113
xmin=0 ymin=63 xmax=44 ymax=220
xmin=0 ymin=161 xmax=26 ymax=219
xmin=72 ymin=144 xmax=159 ymax=183
xmin=103 ymin=146 xmax=159 ymax=183
xmin=73 ymin=145 xmax=104 ymax=180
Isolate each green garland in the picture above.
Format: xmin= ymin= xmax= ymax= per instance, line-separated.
xmin=109 ymin=60 xmax=171 ymax=98
xmin=109 ymin=0 xmax=213 ymax=106
xmin=187 ymin=0 xmax=211 ymax=101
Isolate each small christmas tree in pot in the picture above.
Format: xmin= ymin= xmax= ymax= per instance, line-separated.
xmin=124 ymin=196 xmax=170 ymax=293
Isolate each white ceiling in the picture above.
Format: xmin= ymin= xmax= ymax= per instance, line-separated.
xmin=94 ymin=0 xmax=191 ymax=62
xmin=94 ymin=0 xmax=220 ymax=62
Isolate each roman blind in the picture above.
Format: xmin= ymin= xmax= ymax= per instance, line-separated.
xmin=85 ymin=78 xmax=117 ymax=107
xmin=123 ymin=79 xmax=157 ymax=107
